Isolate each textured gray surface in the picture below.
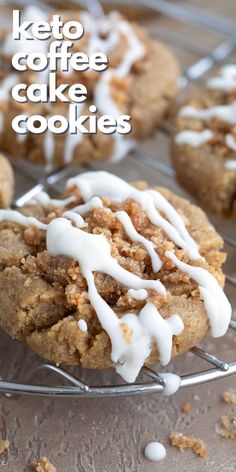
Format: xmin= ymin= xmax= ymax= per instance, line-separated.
xmin=0 ymin=1 xmax=236 ymax=471
xmin=0 ymin=329 xmax=235 ymax=471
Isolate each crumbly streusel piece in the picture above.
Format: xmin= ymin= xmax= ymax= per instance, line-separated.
xmin=32 ymin=457 xmax=56 ymax=472
xmin=223 ymin=391 xmax=236 ymax=405
xmin=0 ymin=439 xmax=10 ymax=454
xmin=169 ymin=432 xmax=207 ymax=458
xmin=219 ymin=416 xmax=236 ymax=439
xmin=181 ymin=402 xmax=192 ymax=413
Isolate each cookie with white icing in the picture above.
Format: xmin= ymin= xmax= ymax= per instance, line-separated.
xmin=0 ymin=153 xmax=14 ymax=208
xmin=0 ymin=172 xmax=231 ymax=382
xmin=172 ymin=65 xmax=236 ymax=218
xmin=0 ymin=7 xmax=179 ymax=168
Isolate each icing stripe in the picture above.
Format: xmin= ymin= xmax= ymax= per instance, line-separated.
xmin=175 ymin=129 xmax=213 ymax=147
xmin=67 ymin=171 xmax=201 ymax=260
xmin=177 ymin=65 xmax=236 ymax=169
xmin=0 ymin=209 xmax=47 ymax=230
xmin=166 ymin=250 xmax=231 ymax=337
xmin=179 ymin=101 xmax=236 ymax=125
xmin=207 ymin=64 xmax=236 ymax=92
xmin=116 ymin=210 xmax=162 ymax=272
xmin=29 ymin=191 xmax=76 ymax=207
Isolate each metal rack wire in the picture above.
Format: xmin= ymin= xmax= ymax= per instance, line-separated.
xmin=0 ymin=0 xmax=236 ymax=398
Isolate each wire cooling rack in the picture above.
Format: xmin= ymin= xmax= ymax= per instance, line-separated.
xmin=0 ymin=0 xmax=236 ymax=398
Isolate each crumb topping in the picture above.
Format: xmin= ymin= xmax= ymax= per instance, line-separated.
xmin=181 ymin=402 xmax=192 ymax=413
xmin=169 ymin=432 xmax=207 ymax=458
xmin=223 ymin=390 xmax=236 ymax=405
xmin=32 ymin=457 xmax=56 ymax=472
xmin=0 ymin=439 xmax=9 ymax=454
xmin=219 ymin=416 xmax=236 ymax=439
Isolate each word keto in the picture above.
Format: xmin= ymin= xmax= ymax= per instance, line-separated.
xmin=11 ymin=11 xmax=132 ymax=137
xmin=13 ymin=10 xmax=84 ymax=41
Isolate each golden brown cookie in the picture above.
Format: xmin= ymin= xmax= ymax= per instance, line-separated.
xmin=0 ymin=171 xmax=230 ymax=382
xmin=0 ymin=8 xmax=179 ymax=168
xmin=172 ymin=65 xmax=236 ymax=218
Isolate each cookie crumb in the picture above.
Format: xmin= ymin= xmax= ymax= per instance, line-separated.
xmin=169 ymin=432 xmax=207 ymax=458
xmin=181 ymin=402 xmax=192 ymax=413
xmin=219 ymin=416 xmax=236 ymax=439
xmin=32 ymin=457 xmax=56 ymax=472
xmin=223 ymin=391 xmax=236 ymax=405
xmin=0 ymin=439 xmax=10 ymax=454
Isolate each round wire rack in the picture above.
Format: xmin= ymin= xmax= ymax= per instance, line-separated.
xmin=0 ymin=0 xmax=236 ymax=398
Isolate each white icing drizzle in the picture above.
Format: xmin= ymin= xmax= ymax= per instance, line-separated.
xmin=0 ymin=74 xmax=18 ymax=101
xmin=0 ymin=209 xmax=47 ymax=230
xmin=64 ymin=103 xmax=85 ymax=164
xmin=175 ymin=128 xmax=236 ymax=170
xmin=225 ymin=133 xmax=236 ymax=151
xmin=144 ymin=442 xmax=167 ymax=461
xmin=43 ymin=131 xmax=55 ymax=171
xmin=116 ymin=210 xmax=162 ymax=272
xmin=110 ymin=135 xmax=136 ymax=163
xmin=0 ymin=114 xmax=3 ymax=133
xmin=175 ymin=129 xmax=213 ymax=147
xmin=139 ymin=303 xmax=184 ymax=366
xmin=72 ymin=197 xmax=103 ymax=215
xmin=158 ymin=373 xmax=181 ymax=396
xmin=64 ymin=11 xmax=141 ymax=162
xmin=62 ymin=211 xmax=85 ymax=228
xmin=128 ymin=289 xmax=148 ymax=300
xmin=47 ymin=218 xmax=166 ymax=296
xmin=166 ymin=250 xmax=231 ymax=337
xmin=46 ymin=217 xmax=177 ymax=383
xmin=116 ymin=19 xmax=145 ymax=77
xmin=80 ymin=11 xmax=120 ymax=56
xmin=0 ymin=74 xmax=18 ymax=132
xmin=67 ymin=171 xmax=201 ymax=260
xmin=0 ymin=171 xmax=231 ymax=382
xmin=179 ymin=101 xmax=236 ymax=125
xmin=225 ymin=133 xmax=236 ymax=169
xmin=207 ymin=64 xmax=236 ymax=92
xmin=28 ymin=191 xmax=76 ymax=207
xmin=177 ymin=66 xmax=236 ymax=168
xmin=94 ymin=70 xmax=136 ymax=163
xmin=77 ymin=319 xmax=88 ymax=332
xmin=92 ymin=12 xmax=145 ymax=162
xmin=225 ymin=160 xmax=236 ymax=170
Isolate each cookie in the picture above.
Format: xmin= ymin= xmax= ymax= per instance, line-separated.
xmin=172 ymin=64 xmax=236 ymax=218
xmin=0 ymin=171 xmax=231 ymax=383
xmin=0 ymin=153 xmax=14 ymax=208
xmin=0 ymin=7 xmax=179 ymax=168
